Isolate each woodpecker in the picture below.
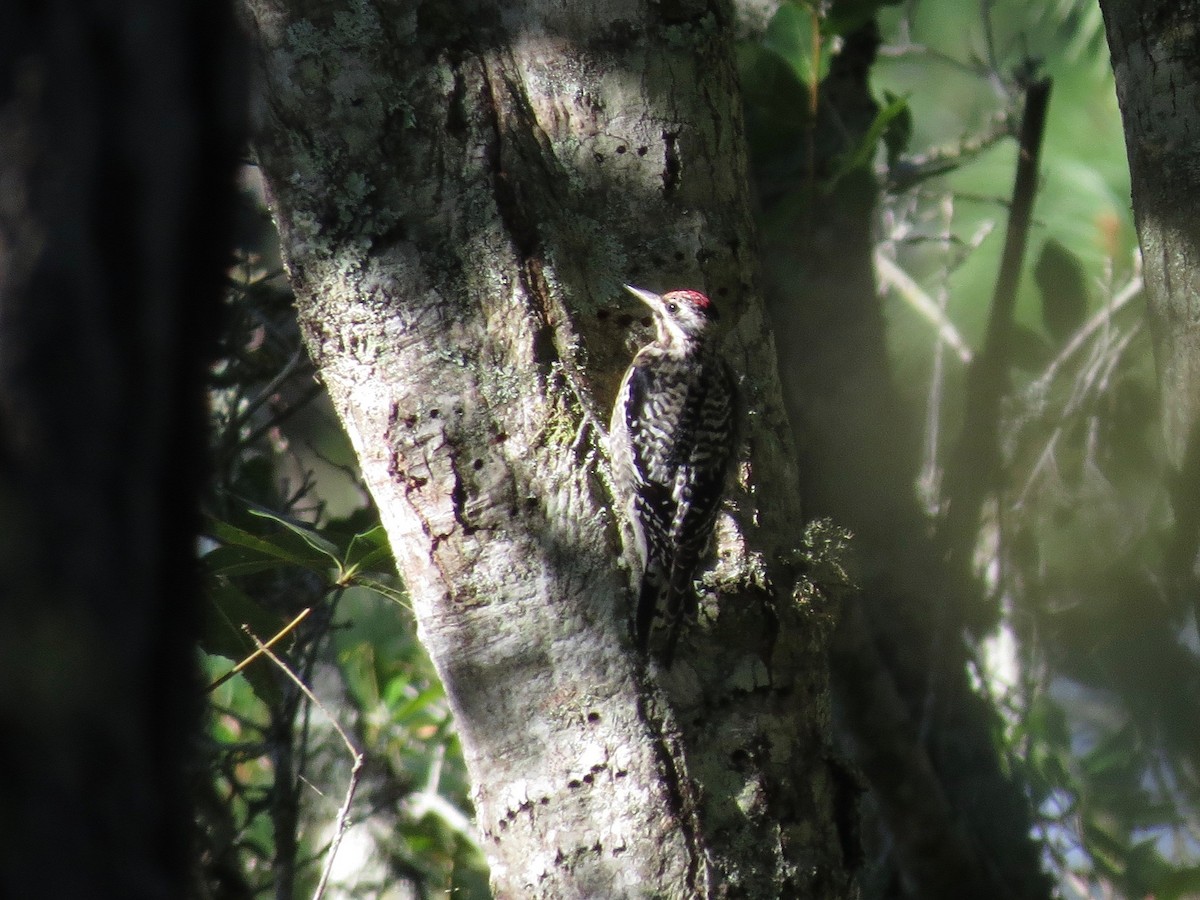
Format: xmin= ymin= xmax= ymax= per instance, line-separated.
xmin=609 ymin=284 xmax=738 ymax=661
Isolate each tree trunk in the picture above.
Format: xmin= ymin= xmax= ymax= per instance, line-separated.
xmin=1100 ymin=1 xmax=1200 ymax=584
xmin=0 ymin=2 xmax=244 ymax=896
xmin=244 ymin=0 xmax=851 ymax=896
xmin=1100 ymin=1 xmax=1200 ymax=468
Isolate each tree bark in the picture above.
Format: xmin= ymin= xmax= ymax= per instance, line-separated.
xmin=0 ymin=1 xmax=243 ymax=896
xmin=244 ymin=0 xmax=850 ymax=896
xmin=1100 ymin=1 xmax=1200 ymax=588
xmin=1100 ymin=1 xmax=1200 ymax=470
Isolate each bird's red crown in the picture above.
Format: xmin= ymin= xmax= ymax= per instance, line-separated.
xmin=663 ymin=289 xmax=718 ymax=320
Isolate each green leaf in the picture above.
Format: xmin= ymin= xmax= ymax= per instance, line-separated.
xmin=202 ymin=580 xmax=281 ymax=659
xmin=1081 ymin=725 xmax=1140 ymax=779
xmin=737 ymin=41 xmax=811 ymax=188
xmin=1154 ymin=865 xmax=1200 ymax=900
xmin=247 ymin=508 xmax=342 ymax=564
xmin=339 ymin=641 xmax=382 ymax=710
xmin=201 ymin=543 xmax=293 ymax=578
xmin=392 ymin=684 xmax=447 ymax=726
xmin=206 ymin=516 xmax=330 ymax=571
xmin=766 ymin=3 xmax=824 ymax=85
xmin=342 ymin=525 xmax=395 ymax=577
xmin=881 ymin=89 xmax=912 ymax=166
xmin=1009 ymin=323 xmax=1054 ymax=372
xmin=1035 ymin=238 xmax=1090 ymax=344
xmin=201 ymin=579 xmax=285 ymax=705
xmin=1082 ymin=816 xmax=1130 ymax=878
xmin=825 ymin=92 xmax=910 ymax=191
xmin=357 ymin=575 xmax=409 ymax=608
xmin=1125 ymin=837 xmax=1171 ymax=898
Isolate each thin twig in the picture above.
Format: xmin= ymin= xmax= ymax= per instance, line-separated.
xmin=874 ymin=249 xmax=974 ymax=364
xmin=228 ymin=347 xmax=308 ymax=433
xmin=1014 ymin=322 xmax=1139 ymax=511
xmin=309 ymin=751 xmax=363 ymax=900
xmin=918 ymin=195 xmax=958 ymax=517
xmin=205 ymin=607 xmax=313 ymax=694
xmin=239 ymin=382 xmax=325 ymax=450
xmin=1032 ymin=272 xmax=1142 ymax=392
xmin=242 ymin=626 xmax=364 ymax=900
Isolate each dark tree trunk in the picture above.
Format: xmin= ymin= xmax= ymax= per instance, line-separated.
xmin=0 ymin=2 xmax=244 ymax=896
xmin=752 ymin=20 xmax=1052 ymax=900
xmin=1100 ymin=0 xmax=1200 ymax=586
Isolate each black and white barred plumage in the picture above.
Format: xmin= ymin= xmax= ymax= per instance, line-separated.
xmin=609 ymin=285 xmax=737 ymax=661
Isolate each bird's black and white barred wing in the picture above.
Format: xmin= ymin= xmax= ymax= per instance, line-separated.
xmin=609 ymin=348 xmax=677 ymax=574
xmin=668 ymin=356 xmax=738 ymax=564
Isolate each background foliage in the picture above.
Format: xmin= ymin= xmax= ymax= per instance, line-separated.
xmin=865 ymin=5 xmax=1193 ymax=898
xmin=194 ymin=1 xmax=1198 ymax=897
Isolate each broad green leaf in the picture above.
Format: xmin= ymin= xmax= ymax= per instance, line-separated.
xmin=248 ymin=508 xmax=342 ymax=564
xmin=206 ymin=516 xmax=329 ymax=570
xmin=203 ymin=579 xmax=283 ymax=659
xmin=1035 ymin=237 xmax=1090 ymax=344
xmin=767 ymin=3 xmax=823 ymax=85
xmin=392 ymin=684 xmax=448 ymax=726
xmin=340 ymin=641 xmax=382 ymax=710
xmin=1009 ymin=322 xmax=1054 ymax=372
xmin=343 ymin=525 xmax=396 ymax=577
xmin=201 ymin=543 xmax=293 ymax=578
xmin=357 ymin=575 xmax=410 ymax=607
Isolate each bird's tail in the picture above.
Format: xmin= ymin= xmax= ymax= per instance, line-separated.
xmin=635 ymin=563 xmax=667 ymax=655
xmin=660 ymin=562 xmax=696 ymax=665
xmin=636 ymin=559 xmax=694 ymax=665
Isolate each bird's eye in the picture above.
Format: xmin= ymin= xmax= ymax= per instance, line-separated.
xmin=666 ymin=302 xmax=679 ymax=314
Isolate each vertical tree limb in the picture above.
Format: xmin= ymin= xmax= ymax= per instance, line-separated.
xmin=939 ymin=77 xmax=1052 ymax=596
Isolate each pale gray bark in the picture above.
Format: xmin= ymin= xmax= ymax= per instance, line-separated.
xmin=243 ymin=0 xmax=850 ymax=896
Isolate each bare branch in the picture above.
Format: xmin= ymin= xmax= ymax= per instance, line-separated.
xmin=243 ymin=626 xmax=365 ymax=900
xmin=205 ymin=607 xmax=313 ymax=694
